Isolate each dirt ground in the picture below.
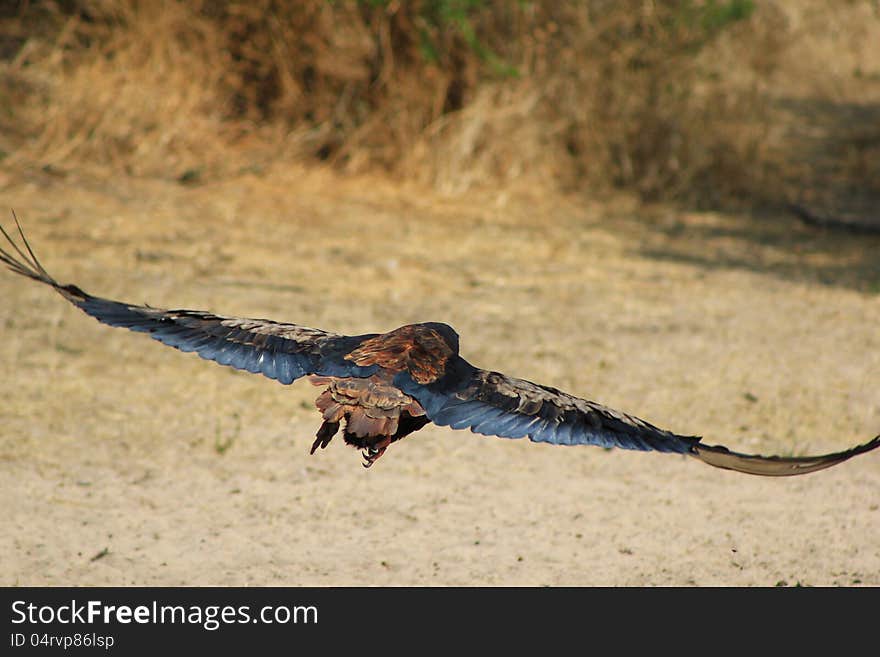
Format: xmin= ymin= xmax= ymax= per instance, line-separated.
xmin=1 ymin=163 xmax=878 ymax=586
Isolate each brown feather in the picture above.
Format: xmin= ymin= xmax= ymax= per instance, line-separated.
xmin=306 ymin=374 xmax=426 ymax=448
xmin=344 ymin=325 xmax=454 ymax=384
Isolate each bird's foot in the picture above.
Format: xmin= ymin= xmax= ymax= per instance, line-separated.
xmin=362 ymin=445 xmax=387 ymax=468
xmin=310 ymin=421 xmax=339 ymax=455
xmin=361 ymin=436 xmax=392 ymax=468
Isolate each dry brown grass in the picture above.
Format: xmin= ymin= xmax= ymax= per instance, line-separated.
xmin=1 ymin=2 xmax=239 ymax=177
xmin=1 ymin=0 xmax=879 ymax=208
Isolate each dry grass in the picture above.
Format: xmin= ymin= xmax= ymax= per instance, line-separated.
xmin=1 ymin=0 xmax=879 ymax=208
xmin=1 ymin=2 xmax=238 ymax=177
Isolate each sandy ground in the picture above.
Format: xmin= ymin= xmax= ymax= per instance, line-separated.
xmin=1 ymin=164 xmax=878 ymax=586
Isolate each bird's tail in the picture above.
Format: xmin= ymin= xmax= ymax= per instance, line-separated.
xmin=691 ymin=435 xmax=880 ymax=476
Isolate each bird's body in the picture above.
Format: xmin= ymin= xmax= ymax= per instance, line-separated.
xmin=1 ymin=215 xmax=878 ymax=474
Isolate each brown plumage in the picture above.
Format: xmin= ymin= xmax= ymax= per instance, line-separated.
xmin=308 ymin=373 xmax=428 ymax=465
xmin=1 ymin=213 xmax=878 ymax=473
xmin=345 ymin=325 xmax=455 ymax=384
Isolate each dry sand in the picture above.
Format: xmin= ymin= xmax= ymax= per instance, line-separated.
xmin=1 ymin=164 xmax=878 ymax=586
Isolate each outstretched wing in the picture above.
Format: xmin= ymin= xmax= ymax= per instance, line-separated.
xmin=396 ymin=360 xmax=702 ymax=454
xmin=396 ymin=358 xmax=880 ymax=476
xmin=0 ymin=216 xmax=374 ymax=385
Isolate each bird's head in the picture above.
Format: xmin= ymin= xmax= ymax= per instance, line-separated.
xmin=419 ymin=322 xmax=460 ymax=354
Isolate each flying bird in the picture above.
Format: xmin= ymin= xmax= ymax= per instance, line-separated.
xmin=2 ymin=215 xmax=878 ymax=475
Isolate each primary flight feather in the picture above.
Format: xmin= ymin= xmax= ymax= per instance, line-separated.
xmin=2 ymin=214 xmax=877 ymax=473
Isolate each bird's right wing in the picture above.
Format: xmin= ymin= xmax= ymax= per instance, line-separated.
xmin=396 ymin=362 xmax=702 ymax=453
xmin=396 ymin=359 xmax=880 ymax=476
xmin=0 ymin=216 xmax=375 ymax=385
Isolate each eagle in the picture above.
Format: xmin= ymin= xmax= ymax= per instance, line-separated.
xmin=1 ymin=215 xmax=878 ymax=474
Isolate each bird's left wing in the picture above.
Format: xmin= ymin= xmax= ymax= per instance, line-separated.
xmin=0 ymin=217 xmax=374 ymax=385
xmin=396 ymin=358 xmax=880 ymax=476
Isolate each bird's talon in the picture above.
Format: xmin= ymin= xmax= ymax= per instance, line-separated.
xmin=361 ymin=446 xmax=385 ymax=468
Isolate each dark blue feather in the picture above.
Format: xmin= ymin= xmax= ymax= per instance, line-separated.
xmin=65 ymin=294 xmax=363 ymax=385
xmin=396 ymin=362 xmax=700 ymax=455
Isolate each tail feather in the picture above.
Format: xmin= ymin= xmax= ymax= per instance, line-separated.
xmin=692 ymin=435 xmax=880 ymax=476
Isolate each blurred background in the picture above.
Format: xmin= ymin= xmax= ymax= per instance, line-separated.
xmin=1 ymin=0 xmax=878 ymax=217
xmin=2 ymin=1 xmax=880 ymax=586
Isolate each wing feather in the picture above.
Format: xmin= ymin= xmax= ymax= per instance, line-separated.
xmin=71 ymin=293 xmax=346 ymax=383
xmin=396 ymin=361 xmax=700 ymax=453
xmin=692 ymin=436 xmax=880 ymax=476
